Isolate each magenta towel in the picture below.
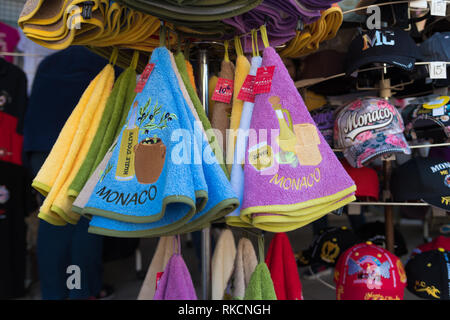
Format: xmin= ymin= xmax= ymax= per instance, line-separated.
xmin=153 ymin=253 xmax=197 ymax=300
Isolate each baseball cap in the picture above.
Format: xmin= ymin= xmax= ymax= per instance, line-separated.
xmin=310 ymin=105 xmax=336 ymax=147
xmin=341 ymin=159 xmax=379 ymax=201
xmin=334 ymin=97 xmax=411 ymax=168
xmin=334 ymin=242 xmax=407 ymax=300
xmin=391 ymin=157 xmax=450 ymax=211
xmin=355 ymin=221 xmax=408 ymax=257
xmin=345 ymin=27 xmax=423 ymax=76
xmin=411 ymin=236 xmax=450 ymax=258
xmin=309 ymin=226 xmax=360 ymax=266
xmin=402 ymin=95 xmax=450 ymax=142
xmin=419 ymin=32 xmax=450 ymax=62
xmin=405 ymin=248 xmax=450 ymax=300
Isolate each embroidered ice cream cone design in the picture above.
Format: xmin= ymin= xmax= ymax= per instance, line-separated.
xmin=294 ymin=123 xmax=322 ymax=166
xmin=115 ymin=100 xmax=139 ymax=181
xmin=269 ymin=96 xmax=298 ymax=153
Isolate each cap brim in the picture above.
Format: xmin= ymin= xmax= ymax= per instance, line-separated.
xmin=421 ymin=195 xmax=450 ymax=211
xmin=346 ymin=54 xmax=416 ymax=76
xmin=344 ymin=132 xmax=411 ymax=168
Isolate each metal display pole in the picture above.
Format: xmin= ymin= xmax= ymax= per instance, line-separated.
xmin=198 ymin=48 xmax=211 ymax=300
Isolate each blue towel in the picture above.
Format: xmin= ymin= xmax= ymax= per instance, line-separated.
xmin=85 ymin=47 xmax=238 ymax=237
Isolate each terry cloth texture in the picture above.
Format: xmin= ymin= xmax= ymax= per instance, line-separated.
xmin=138 ymin=236 xmax=175 ymax=300
xmin=174 ymin=51 xmax=228 ymax=178
xmin=244 ymin=262 xmax=277 ymax=300
xmin=32 ymin=63 xmax=114 ymax=226
xmin=225 ymin=56 xmax=262 ymax=228
xmin=18 ymin=0 xmax=169 ymax=52
xmin=211 ymin=229 xmax=237 ymax=300
xmin=68 ymin=66 xmax=137 ymax=199
xmin=227 ymin=54 xmax=251 ymax=172
xmin=153 ymin=236 xmax=197 ymax=300
xmin=208 ymin=75 xmax=218 ymax=120
xmin=232 ymin=237 xmax=258 ymax=300
xmin=265 ymin=233 xmax=303 ymax=300
xmin=83 ymin=47 xmax=238 ymax=238
xmin=210 ymin=59 xmax=235 ymax=158
xmin=240 ymin=46 xmax=356 ymax=232
xmin=185 ymin=59 xmax=197 ymax=93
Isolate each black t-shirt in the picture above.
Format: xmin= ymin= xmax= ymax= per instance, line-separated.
xmin=0 ymin=161 xmax=36 ymax=299
xmin=0 ymin=58 xmax=28 ymax=135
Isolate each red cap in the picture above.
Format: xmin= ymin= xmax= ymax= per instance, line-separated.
xmin=412 ymin=236 xmax=450 ymax=257
xmin=341 ymin=159 xmax=379 ymax=201
xmin=334 ymin=242 xmax=407 ymax=300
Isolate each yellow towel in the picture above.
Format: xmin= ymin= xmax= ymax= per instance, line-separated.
xmin=36 ymin=64 xmax=114 ymax=226
xmin=227 ymin=54 xmax=250 ymax=172
xmin=185 ymin=59 xmax=197 ymax=93
xmin=31 ymin=70 xmax=101 ymax=197
xmin=208 ymin=75 xmax=218 ymax=121
xmin=50 ymin=66 xmax=114 ymax=224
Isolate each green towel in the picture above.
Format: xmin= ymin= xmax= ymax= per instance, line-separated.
xmin=243 ymin=263 xmax=277 ymax=300
xmin=68 ymin=66 xmax=137 ymax=198
xmin=173 ymin=51 xmax=229 ymax=178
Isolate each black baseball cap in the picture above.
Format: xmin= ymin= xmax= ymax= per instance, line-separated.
xmin=345 ymin=27 xmax=423 ymax=75
xmin=309 ymin=226 xmax=360 ymax=266
xmin=355 ymin=221 xmax=408 ymax=257
xmin=391 ymin=157 xmax=450 ymax=211
xmin=405 ymin=249 xmax=450 ymax=300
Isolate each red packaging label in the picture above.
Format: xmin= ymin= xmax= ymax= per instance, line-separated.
xmin=135 ymin=63 xmax=155 ymax=93
xmin=155 ymin=271 xmax=164 ymax=290
xmin=211 ymin=78 xmax=234 ymax=104
xmin=253 ymin=66 xmax=275 ymax=94
xmin=237 ymin=75 xmax=256 ymax=103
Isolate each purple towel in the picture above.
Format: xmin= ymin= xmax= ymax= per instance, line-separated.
xmin=223 ymin=1 xmax=324 ymax=52
xmin=153 ymin=237 xmax=197 ymax=300
xmin=239 ymin=46 xmax=356 ymax=231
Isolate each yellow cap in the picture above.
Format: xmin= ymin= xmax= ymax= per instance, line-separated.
xmin=366 ymin=241 xmax=373 ymax=245
xmin=438 ymin=248 xmax=445 ymax=252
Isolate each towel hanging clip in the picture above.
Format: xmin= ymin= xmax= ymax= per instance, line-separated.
xmin=82 ymin=1 xmax=95 ymax=19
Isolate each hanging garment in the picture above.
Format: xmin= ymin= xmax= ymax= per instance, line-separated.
xmin=208 ymin=75 xmax=218 ymax=120
xmin=265 ymin=233 xmax=303 ymax=300
xmin=211 ymin=229 xmax=236 ymax=300
xmin=173 ymin=51 xmax=228 ymax=178
xmin=32 ymin=63 xmax=114 ymax=226
xmin=0 ymin=22 xmax=20 ymax=63
xmin=82 ymin=47 xmax=238 ymax=238
xmin=138 ymin=236 xmax=175 ymax=300
xmin=153 ymin=236 xmax=197 ymax=300
xmin=0 ymin=112 xmax=24 ymax=166
xmin=210 ymin=59 xmax=235 ymax=158
xmin=243 ymin=236 xmax=276 ymax=300
xmin=232 ymin=237 xmax=258 ymax=300
xmin=227 ymin=38 xmax=251 ymax=172
xmin=225 ymin=55 xmax=262 ymax=228
xmin=240 ymin=38 xmax=356 ymax=232
xmin=68 ymin=64 xmax=137 ymax=199
xmin=0 ymin=161 xmax=36 ymax=299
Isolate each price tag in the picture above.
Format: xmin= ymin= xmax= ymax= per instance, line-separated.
xmin=254 ymin=66 xmax=275 ymax=94
xmin=410 ymin=0 xmax=428 ymax=8
xmin=429 ymin=62 xmax=447 ymax=79
xmin=135 ymin=63 xmax=155 ymax=93
xmin=432 ymin=106 xmax=445 ymax=116
xmin=237 ymin=75 xmax=256 ymax=102
xmin=431 ymin=0 xmax=447 ymax=16
xmin=211 ymin=78 xmax=234 ymax=103
xmin=155 ymin=272 xmax=164 ymax=290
